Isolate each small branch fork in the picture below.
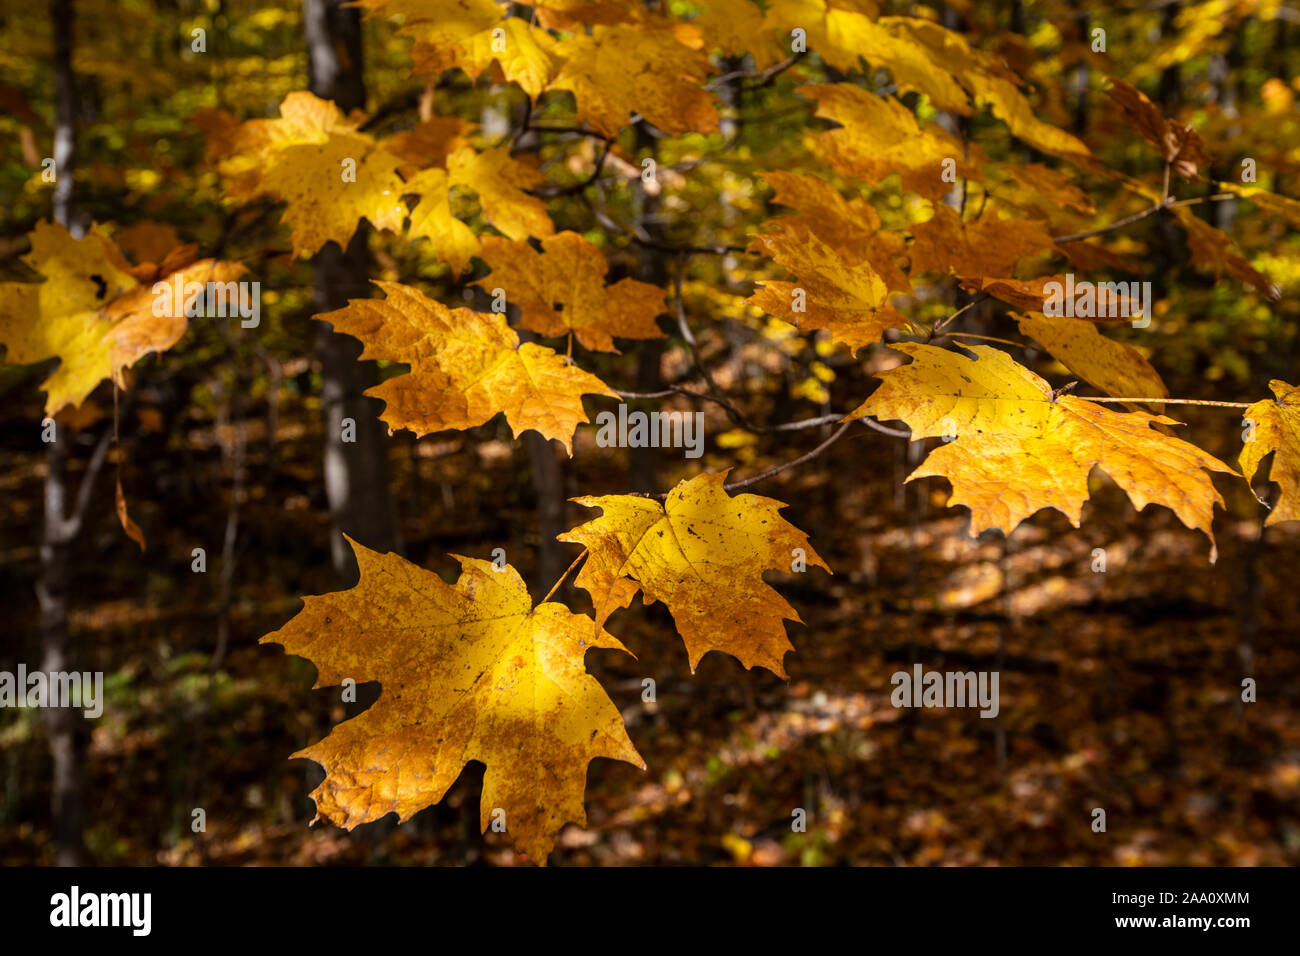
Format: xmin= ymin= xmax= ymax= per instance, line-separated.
xmin=563 ymin=139 xmax=1257 ymax=506
xmin=1052 ymin=189 xmax=1234 ymax=244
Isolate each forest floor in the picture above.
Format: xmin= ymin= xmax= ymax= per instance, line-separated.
xmin=2 ymin=358 xmax=1299 ymax=866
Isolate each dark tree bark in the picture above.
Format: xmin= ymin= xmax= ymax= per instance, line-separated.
xmin=38 ymin=0 xmax=89 ymax=868
xmin=629 ymin=124 xmax=668 ymax=494
xmin=303 ymin=0 xmax=399 ymax=581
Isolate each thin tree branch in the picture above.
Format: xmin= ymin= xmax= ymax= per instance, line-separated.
xmin=723 ymin=421 xmax=852 ymax=492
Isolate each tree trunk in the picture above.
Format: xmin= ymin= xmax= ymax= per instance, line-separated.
xmin=304 ymin=0 xmax=399 ymax=581
xmin=38 ymin=437 xmax=87 ymax=866
xmin=629 ymin=124 xmax=668 ymax=493
xmin=39 ymin=0 xmax=88 ymax=868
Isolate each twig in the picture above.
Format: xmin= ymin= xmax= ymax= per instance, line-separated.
xmin=1084 ymin=396 xmax=1253 ymax=408
xmin=928 ymin=294 xmax=988 ymax=339
xmin=724 ymin=422 xmax=852 ymax=492
xmin=533 ymin=137 xmax=614 ymax=197
xmin=541 ymin=548 xmax=587 ymax=604
xmin=943 ymin=331 xmax=1027 ymax=348
xmin=1052 ymin=191 xmax=1231 ymax=244
xmin=1053 ymin=201 xmax=1169 ymax=244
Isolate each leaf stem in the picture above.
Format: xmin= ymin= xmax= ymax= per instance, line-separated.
xmin=541 ymin=548 xmax=588 ymax=604
xmin=1084 ymin=396 xmax=1253 ymax=409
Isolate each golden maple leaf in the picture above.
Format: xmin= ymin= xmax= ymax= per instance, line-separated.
xmin=0 ymin=220 xmax=244 ymax=415
xmin=400 ymin=167 xmax=482 ymax=274
xmin=548 ymin=21 xmax=719 ymax=137
xmin=820 ymin=9 xmax=971 ymax=112
xmin=261 ymin=537 xmax=643 ymax=864
xmin=445 ymin=145 xmax=553 ymax=242
xmin=315 ymin=280 xmax=615 ymax=454
xmin=757 ymin=171 xmax=912 ymax=295
xmin=1171 ymin=206 xmax=1280 ymax=300
xmin=696 ymin=0 xmax=774 ymax=65
xmin=403 ymin=146 xmax=554 ymax=273
xmin=475 ymin=232 xmax=665 ymax=352
xmin=1014 ymin=311 xmax=1169 ymax=409
xmin=908 ymin=203 xmax=1055 ymax=278
xmin=210 ymin=92 xmax=408 ymax=257
xmin=848 ymin=343 xmax=1236 ymax=559
xmin=875 ymin=16 xmax=1089 ymax=158
xmin=352 ymin=0 xmax=559 ymax=98
xmin=747 ymin=228 xmax=911 ymax=353
xmin=1241 ymin=380 xmax=1300 ymax=525
xmin=958 ymin=275 xmax=1064 ymax=311
xmin=798 ymin=83 xmax=979 ymax=202
xmin=559 ymin=471 xmax=830 ymax=677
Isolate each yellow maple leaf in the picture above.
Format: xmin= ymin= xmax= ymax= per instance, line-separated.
xmin=446 ymin=145 xmax=553 ymax=242
xmin=475 ymin=232 xmax=665 ymax=352
xmin=877 ymin=16 xmax=1089 ymax=158
xmin=353 ymin=0 xmax=559 ymax=98
xmin=848 ymin=343 xmax=1236 ymax=559
xmin=821 ymin=9 xmax=971 ymax=112
xmin=559 ymin=471 xmax=830 ymax=677
xmin=909 ymin=203 xmax=1055 ymax=278
xmin=798 ymin=84 xmax=978 ymax=202
xmin=211 ymin=92 xmax=408 ymax=257
xmin=401 ymin=167 xmax=482 ymax=274
xmin=757 ymin=171 xmax=912 ymax=295
xmin=958 ymin=275 xmax=1064 ymax=311
xmin=548 ymin=22 xmax=719 ymax=137
xmin=261 ymin=537 xmax=643 ymax=865
xmin=1014 ymin=311 xmax=1169 ymax=408
xmin=403 ymin=147 xmax=554 ymax=273
xmin=748 ymin=228 xmax=912 ymax=353
xmin=315 ymin=280 xmax=615 ymax=454
xmin=696 ymin=0 xmax=774 ymax=65
xmin=1241 ymin=380 xmax=1300 ymax=526
xmin=0 ymin=220 xmax=244 ymax=415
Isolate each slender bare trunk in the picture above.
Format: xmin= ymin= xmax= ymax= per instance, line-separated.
xmin=304 ymin=0 xmax=399 ymax=581
xmin=39 ymin=0 xmax=88 ymax=867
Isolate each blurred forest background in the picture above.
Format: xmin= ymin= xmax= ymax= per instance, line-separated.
xmin=2 ymin=0 xmax=1300 ymax=866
